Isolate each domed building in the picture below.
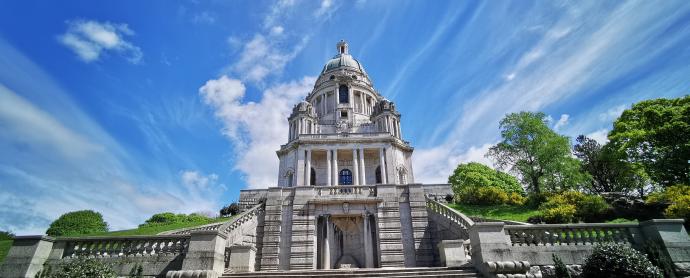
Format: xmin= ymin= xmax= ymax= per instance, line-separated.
xmin=277 ymin=40 xmax=413 ymax=188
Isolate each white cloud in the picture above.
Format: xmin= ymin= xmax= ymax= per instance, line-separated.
xmin=58 ymin=20 xmax=142 ymax=63
xmin=413 ymin=143 xmax=495 ymax=184
xmin=315 ymin=0 xmax=336 ymax=18
xmin=553 ymin=114 xmax=570 ymax=131
xmin=181 ymin=170 xmax=219 ymax=190
xmin=586 ymin=129 xmax=609 ymax=144
xmin=200 ymin=75 xmax=315 ymax=188
xmin=191 ymin=11 xmax=216 ymax=24
xmin=270 ymin=25 xmax=284 ymax=36
xmin=598 ymin=104 xmax=626 ymax=122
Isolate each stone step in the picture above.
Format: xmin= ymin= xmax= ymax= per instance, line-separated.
xmin=222 ymin=267 xmax=482 ymax=278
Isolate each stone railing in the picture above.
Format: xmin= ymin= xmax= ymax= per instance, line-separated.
xmin=58 ymin=235 xmax=190 ymax=258
xmin=426 ymin=196 xmax=475 ymax=233
xmin=470 ymin=216 xmax=530 ymax=226
xmin=315 ymin=185 xmax=376 ymax=197
xmin=504 ymin=223 xmax=639 ymax=246
xmin=299 ymin=132 xmax=391 ymax=140
xmin=220 ymin=204 xmax=264 ymax=243
xmin=165 ymin=203 xmax=265 ymax=236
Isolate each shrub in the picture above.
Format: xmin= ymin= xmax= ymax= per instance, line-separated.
xmin=46 ymin=210 xmax=108 ymax=237
xmin=449 ymin=162 xmax=524 ymax=200
xmin=140 ymin=212 xmax=214 ymax=228
xmin=36 ymin=258 xmax=116 ymax=278
xmin=541 ymin=204 xmax=577 ymax=224
xmin=647 ymin=184 xmax=690 ymax=228
xmin=577 ymin=195 xmax=610 ymax=222
xmin=582 ymin=243 xmax=661 ymax=278
xmin=507 ymin=192 xmax=526 ymax=206
xmin=457 ymin=186 xmax=509 ymax=205
xmin=0 ymin=231 xmax=14 ymax=241
xmin=220 ymin=203 xmax=241 ymax=217
xmin=553 ymin=254 xmax=572 ymax=278
xmin=526 ymin=192 xmax=552 ymax=208
xmin=444 ymin=194 xmax=454 ymax=203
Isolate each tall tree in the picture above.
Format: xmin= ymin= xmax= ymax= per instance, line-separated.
xmin=487 ymin=112 xmax=588 ymax=193
xmin=574 ymin=135 xmax=647 ymax=194
xmin=608 ymin=95 xmax=690 ymax=187
xmin=448 ymin=162 xmax=524 ymax=195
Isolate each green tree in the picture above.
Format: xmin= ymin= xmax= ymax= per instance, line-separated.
xmin=448 ymin=162 xmax=523 ymax=195
xmin=46 ymin=210 xmax=108 ymax=237
xmin=574 ymin=135 xmax=648 ymax=194
xmin=608 ymin=95 xmax=690 ymax=187
xmin=487 ymin=112 xmax=588 ymax=193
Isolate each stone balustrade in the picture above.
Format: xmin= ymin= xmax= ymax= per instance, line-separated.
xmin=166 ymin=203 xmax=264 ymax=236
xmin=504 ymin=223 xmax=639 ymax=246
xmin=425 ymin=196 xmax=475 ymax=235
xmin=315 ymin=185 xmax=376 ymax=197
xmin=299 ymin=132 xmax=391 ymax=140
xmin=59 ymin=235 xmax=190 ymax=258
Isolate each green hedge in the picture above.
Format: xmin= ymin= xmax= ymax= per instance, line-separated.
xmin=46 ymin=210 xmax=108 ymax=237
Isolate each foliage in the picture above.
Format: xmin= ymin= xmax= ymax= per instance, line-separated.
xmin=487 ymin=112 xmax=590 ymax=194
xmin=0 ymin=240 xmax=12 ymax=265
xmin=444 ymin=194 xmax=454 ymax=203
xmin=608 ymin=95 xmax=690 ymax=187
xmin=647 ymin=184 xmax=690 ymax=227
xmin=507 ymin=192 xmax=526 ymax=206
xmin=582 ymin=243 xmax=661 ymax=278
xmin=457 ymin=186 xmax=509 ymax=205
xmin=90 ymin=216 xmax=230 ymax=236
xmin=448 ymin=203 xmax=540 ymax=223
xmin=128 ymin=263 xmax=144 ymax=278
xmin=553 ymin=254 xmax=572 ymax=278
xmin=537 ymin=191 xmax=610 ymax=223
xmin=574 ymin=135 xmax=648 ymax=194
xmin=220 ymin=202 xmax=241 ymax=217
xmin=0 ymin=230 xmax=14 ymax=241
xmin=449 ymin=162 xmax=524 ymax=195
xmin=140 ymin=212 xmax=213 ymax=228
xmin=35 ymin=258 xmax=116 ymax=278
xmin=46 ymin=210 xmax=108 ymax=237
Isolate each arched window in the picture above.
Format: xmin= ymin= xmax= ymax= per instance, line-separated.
xmin=339 ymin=85 xmax=349 ymax=103
xmin=310 ymin=167 xmax=316 ymax=186
xmin=375 ymin=166 xmax=382 ymax=184
xmin=339 ymin=169 xmax=353 ymax=185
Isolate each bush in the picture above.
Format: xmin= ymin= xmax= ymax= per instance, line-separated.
xmin=444 ymin=194 xmax=454 ymax=203
xmin=449 ymin=162 xmax=524 ymax=199
xmin=647 ymin=184 xmax=690 ymax=228
xmin=457 ymin=186 xmax=509 ymax=205
xmin=507 ymin=192 xmax=526 ymax=206
xmin=582 ymin=243 xmax=661 ymax=278
xmin=46 ymin=210 xmax=108 ymax=237
xmin=0 ymin=231 xmax=14 ymax=241
xmin=35 ymin=258 xmax=116 ymax=278
xmin=526 ymin=192 xmax=552 ymax=208
xmin=553 ymin=254 xmax=572 ymax=278
xmin=536 ymin=191 xmax=611 ymax=223
xmin=220 ymin=203 xmax=241 ymax=217
xmin=140 ymin=212 xmax=214 ymax=228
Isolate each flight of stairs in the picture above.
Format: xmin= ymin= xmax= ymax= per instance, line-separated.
xmin=222 ymin=266 xmax=482 ymax=278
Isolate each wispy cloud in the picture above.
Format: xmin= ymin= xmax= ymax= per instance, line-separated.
xmin=58 ymin=19 xmax=143 ymax=64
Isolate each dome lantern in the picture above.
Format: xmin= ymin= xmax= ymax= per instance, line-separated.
xmin=337 ymin=40 xmax=349 ymax=55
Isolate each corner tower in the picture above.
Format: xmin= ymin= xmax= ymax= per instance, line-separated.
xmin=278 ymin=40 xmax=413 ymax=187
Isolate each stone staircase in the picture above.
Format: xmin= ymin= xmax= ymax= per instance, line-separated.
xmin=221 ymin=266 xmax=482 ymax=277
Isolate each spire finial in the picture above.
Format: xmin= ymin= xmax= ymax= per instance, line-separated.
xmin=337 ymin=40 xmax=349 ymax=55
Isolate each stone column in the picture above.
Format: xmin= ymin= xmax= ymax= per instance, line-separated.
xmin=359 ymin=93 xmax=364 ymax=113
xmin=379 ymin=148 xmax=387 ymax=184
xmin=397 ymin=120 xmax=402 ymax=138
xmin=359 ymin=147 xmax=366 ymax=185
xmin=333 ymin=149 xmax=339 ymax=186
xmin=324 ymin=215 xmax=333 ymax=269
xmin=296 ymin=148 xmax=305 ymax=186
xmin=326 ymin=149 xmax=332 ymax=186
xmin=352 ymin=149 xmax=359 ymax=185
xmin=0 ymin=236 xmax=54 ymax=278
xmin=363 ymin=214 xmax=374 ymax=268
xmin=305 ymin=149 xmax=312 ymax=186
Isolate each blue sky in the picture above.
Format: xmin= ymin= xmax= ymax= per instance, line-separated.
xmin=1 ymin=0 xmax=690 ymax=234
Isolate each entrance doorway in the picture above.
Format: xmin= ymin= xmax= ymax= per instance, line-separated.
xmin=316 ymin=214 xmax=379 ymax=269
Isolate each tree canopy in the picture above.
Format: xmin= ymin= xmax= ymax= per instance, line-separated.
xmin=608 ymin=95 xmax=690 ymax=187
xmin=574 ymin=135 xmax=648 ymax=194
xmin=46 ymin=210 xmax=108 ymax=237
xmin=448 ymin=162 xmax=523 ymax=194
xmin=487 ymin=111 xmax=589 ymax=193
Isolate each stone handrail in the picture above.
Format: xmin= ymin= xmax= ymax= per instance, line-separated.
xmin=315 ymin=185 xmax=376 ymax=197
xmin=165 ymin=203 xmax=265 ymax=236
xmin=504 ymin=223 xmax=640 ymax=246
xmin=425 ymin=196 xmax=475 ymax=235
xmin=57 ymin=234 xmax=190 ymax=258
xmin=470 ymin=216 xmax=530 ymax=226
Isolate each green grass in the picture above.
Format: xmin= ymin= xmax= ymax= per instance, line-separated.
xmin=447 ymin=203 xmax=540 ymax=223
xmin=0 ymin=240 xmax=12 ymax=265
xmin=84 ymin=217 xmax=233 ymax=237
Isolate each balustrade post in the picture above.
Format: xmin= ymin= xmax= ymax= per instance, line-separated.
xmin=0 ymin=236 xmax=55 ymax=278
xmin=468 ymin=223 xmax=513 ymax=277
xmin=639 ymin=219 xmax=690 ymax=270
xmin=178 ymin=231 xmax=228 ymax=277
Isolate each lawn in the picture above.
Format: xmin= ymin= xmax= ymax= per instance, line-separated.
xmin=447 ymin=203 xmax=540 ymax=223
xmin=0 ymin=240 xmax=12 ymax=264
xmin=86 ymin=216 xmax=233 ymax=237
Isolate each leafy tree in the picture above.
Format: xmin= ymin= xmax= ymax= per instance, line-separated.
xmin=448 ymin=162 xmax=524 ymax=195
xmin=220 ymin=203 xmax=241 ymax=217
xmin=574 ymin=135 xmax=648 ymax=194
xmin=46 ymin=210 xmax=108 ymax=237
xmin=487 ymin=112 xmax=589 ymax=193
xmin=0 ymin=231 xmax=14 ymax=241
xmin=608 ymin=95 xmax=690 ymax=187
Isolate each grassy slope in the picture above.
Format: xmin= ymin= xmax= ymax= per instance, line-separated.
xmin=87 ymin=217 xmax=233 ymax=237
xmin=448 ymin=203 xmax=540 ymax=223
xmin=0 ymin=240 xmax=11 ymax=264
